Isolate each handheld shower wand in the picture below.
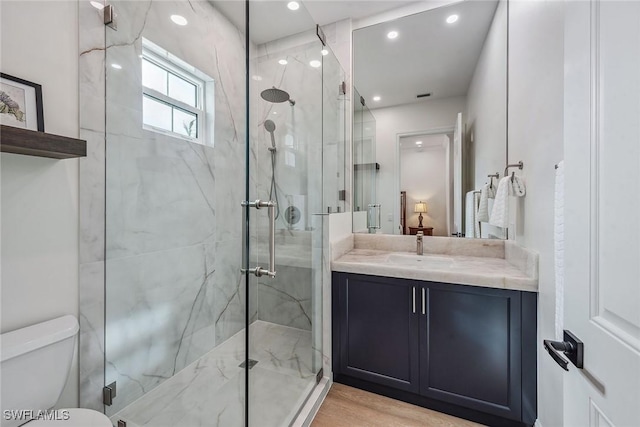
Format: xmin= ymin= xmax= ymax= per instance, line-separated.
xmin=264 ymin=119 xmax=277 ymax=152
xmin=264 ymin=119 xmax=281 ymax=220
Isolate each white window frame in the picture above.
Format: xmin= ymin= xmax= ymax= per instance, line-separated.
xmin=141 ymin=43 xmax=207 ymax=143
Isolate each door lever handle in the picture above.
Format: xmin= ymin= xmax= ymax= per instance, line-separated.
xmin=544 ymin=330 xmax=584 ymax=371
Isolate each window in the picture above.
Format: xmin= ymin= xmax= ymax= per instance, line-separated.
xmin=141 ymin=40 xmax=211 ymax=142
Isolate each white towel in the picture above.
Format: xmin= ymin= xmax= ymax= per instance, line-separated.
xmin=477 ymin=183 xmax=495 ymax=222
xmin=474 ymin=192 xmax=481 ymax=238
xmin=489 ymin=177 xmax=511 ymax=228
xmin=554 ymin=161 xmax=565 ymax=340
xmin=465 ymin=191 xmax=479 ymax=238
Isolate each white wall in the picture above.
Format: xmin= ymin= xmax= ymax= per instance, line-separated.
xmin=466 ymin=0 xmax=508 ymax=190
xmin=508 ymin=1 xmax=565 ymax=426
xmin=371 ymin=96 xmax=466 ymax=234
xmin=400 ymin=138 xmax=448 ymax=236
xmin=0 ymin=0 xmax=80 ymax=408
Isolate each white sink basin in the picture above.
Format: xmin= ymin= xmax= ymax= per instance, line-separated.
xmin=386 ymin=253 xmax=454 ymax=268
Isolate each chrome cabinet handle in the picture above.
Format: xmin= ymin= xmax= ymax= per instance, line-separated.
xmin=242 ymin=200 xmax=277 ymax=278
xmin=412 ymin=287 xmax=416 ymax=313
xmin=422 ymin=288 xmax=426 ymax=315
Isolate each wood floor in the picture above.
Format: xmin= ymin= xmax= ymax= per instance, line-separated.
xmin=311 ymin=383 xmax=484 ymax=427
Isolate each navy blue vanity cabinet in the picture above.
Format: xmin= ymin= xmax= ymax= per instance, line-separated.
xmin=420 ymin=283 xmax=523 ymax=421
xmin=332 ymin=272 xmax=537 ymax=427
xmin=333 ymin=273 xmax=420 ymax=392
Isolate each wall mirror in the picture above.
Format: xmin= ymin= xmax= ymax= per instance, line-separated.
xmin=352 ymin=0 xmax=508 ymax=239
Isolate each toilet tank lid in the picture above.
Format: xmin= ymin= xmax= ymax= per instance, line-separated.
xmin=1 ymin=315 xmax=79 ymax=362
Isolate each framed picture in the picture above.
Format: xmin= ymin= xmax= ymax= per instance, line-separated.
xmin=0 ymin=73 xmax=44 ymax=131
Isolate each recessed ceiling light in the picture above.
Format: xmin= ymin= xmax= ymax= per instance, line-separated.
xmin=287 ymin=1 xmax=300 ymax=11
xmin=321 ymin=49 xmax=329 ymax=56
xmin=171 ymin=15 xmax=188 ymax=26
xmin=111 ymin=63 xmax=122 ymax=70
xmin=415 ymin=141 xmax=423 ymax=145
xmin=373 ymin=96 xmax=381 ymax=102
xmin=387 ymin=31 xmax=398 ymax=39
xmin=446 ymin=14 xmax=459 ymax=24
xmin=309 ymin=60 xmax=322 ymax=68
xmin=252 ymin=75 xmax=263 ymax=81
xmin=278 ymin=59 xmax=288 ymax=65
xmin=90 ymin=1 xmax=104 ymax=10
xmin=273 ymin=111 xmax=278 ymax=115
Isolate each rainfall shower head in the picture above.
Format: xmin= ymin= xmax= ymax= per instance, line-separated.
xmin=264 ymin=119 xmax=277 ymax=151
xmin=261 ymin=87 xmax=296 ymax=106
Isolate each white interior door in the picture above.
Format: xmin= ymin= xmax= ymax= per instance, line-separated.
xmin=452 ymin=113 xmax=463 ymax=235
xmin=563 ymin=1 xmax=640 ymax=426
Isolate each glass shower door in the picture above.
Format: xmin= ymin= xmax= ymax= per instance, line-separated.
xmin=246 ymin=1 xmax=325 ymax=425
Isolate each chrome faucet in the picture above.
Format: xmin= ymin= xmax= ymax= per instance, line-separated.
xmin=416 ymin=231 xmax=424 ymax=255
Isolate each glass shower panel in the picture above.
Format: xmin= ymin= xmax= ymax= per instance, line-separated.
xmin=104 ymin=1 xmax=246 ymax=425
xmin=352 ymin=88 xmax=377 ymax=232
xmin=322 ymin=48 xmax=347 ymax=214
xmin=247 ymin=2 xmax=324 ymax=425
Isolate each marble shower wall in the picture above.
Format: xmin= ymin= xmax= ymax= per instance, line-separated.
xmin=79 ymin=0 xmax=252 ymax=415
xmin=250 ymin=33 xmax=324 ymax=332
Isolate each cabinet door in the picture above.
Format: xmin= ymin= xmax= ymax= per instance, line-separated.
xmin=334 ymin=273 xmax=419 ymax=393
xmin=419 ymin=283 xmax=522 ymax=420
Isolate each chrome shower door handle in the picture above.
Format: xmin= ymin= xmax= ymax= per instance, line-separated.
xmin=241 ymin=199 xmax=277 ymax=278
xmin=267 ymin=201 xmax=276 ymax=278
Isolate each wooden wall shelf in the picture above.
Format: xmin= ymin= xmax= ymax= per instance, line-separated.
xmin=1 ymin=125 xmax=87 ymax=159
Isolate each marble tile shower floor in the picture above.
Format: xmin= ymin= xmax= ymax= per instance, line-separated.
xmin=110 ymin=321 xmax=317 ymax=427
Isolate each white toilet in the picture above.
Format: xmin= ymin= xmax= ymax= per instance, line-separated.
xmin=0 ymin=315 xmax=112 ymax=427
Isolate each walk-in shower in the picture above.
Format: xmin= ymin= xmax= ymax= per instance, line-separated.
xmin=76 ymin=1 xmax=346 ymax=426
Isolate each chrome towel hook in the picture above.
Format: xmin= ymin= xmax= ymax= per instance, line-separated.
xmin=504 ymin=161 xmax=524 ymax=179
xmin=487 ymin=172 xmax=500 ymax=189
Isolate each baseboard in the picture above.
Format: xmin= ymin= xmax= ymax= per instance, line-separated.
xmin=291 ymin=376 xmax=332 ymax=427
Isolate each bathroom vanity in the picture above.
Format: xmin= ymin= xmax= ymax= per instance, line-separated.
xmin=331 ymin=235 xmax=538 ymax=427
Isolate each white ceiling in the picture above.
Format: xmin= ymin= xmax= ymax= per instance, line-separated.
xmin=212 ymin=1 xmax=420 ymax=45
xmin=304 ymin=1 xmax=419 ymax=26
xmin=354 ymin=0 xmax=499 ymax=109
xmin=211 ymin=1 xmax=316 ymax=45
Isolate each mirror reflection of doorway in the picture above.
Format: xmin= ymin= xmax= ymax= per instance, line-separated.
xmin=397 ymin=132 xmax=454 ymax=236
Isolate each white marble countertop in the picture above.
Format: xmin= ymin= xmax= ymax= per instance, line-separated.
xmin=332 ymin=248 xmax=538 ymax=292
